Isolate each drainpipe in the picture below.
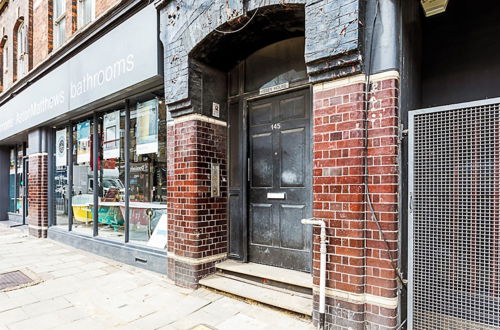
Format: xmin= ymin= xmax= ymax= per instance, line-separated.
xmin=301 ymin=218 xmax=327 ymax=330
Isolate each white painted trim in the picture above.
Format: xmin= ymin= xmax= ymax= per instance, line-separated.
xmin=313 ymin=70 xmax=400 ymax=93
xmin=171 ymin=114 xmax=227 ymax=127
xmin=28 ymin=152 xmax=49 ymax=157
xmin=28 ymin=224 xmax=49 ymax=230
xmin=370 ymin=70 xmax=400 ymax=82
xmin=168 ymin=252 xmax=227 ymax=265
xmin=313 ymin=286 xmax=399 ymax=309
xmin=313 ymin=74 xmax=366 ymax=92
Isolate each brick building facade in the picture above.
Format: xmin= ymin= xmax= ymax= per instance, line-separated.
xmin=5 ymin=1 xmax=499 ymax=329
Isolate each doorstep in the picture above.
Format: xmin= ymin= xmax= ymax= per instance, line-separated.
xmin=200 ymin=260 xmax=313 ymax=317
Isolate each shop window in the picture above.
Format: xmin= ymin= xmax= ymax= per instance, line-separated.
xmin=71 ymin=119 xmax=94 ymax=236
xmin=129 ymin=99 xmax=167 ymax=247
xmin=8 ymin=145 xmax=25 ymax=215
xmin=53 ymin=0 xmax=66 ymax=48
xmin=54 ymin=128 xmax=69 ymax=227
xmin=96 ymin=109 xmax=125 ymax=240
xmin=16 ymin=20 xmax=28 ymax=80
xmin=77 ymin=0 xmax=95 ymax=29
xmin=8 ymin=149 xmax=16 ymax=213
xmin=244 ymin=37 xmax=307 ymax=93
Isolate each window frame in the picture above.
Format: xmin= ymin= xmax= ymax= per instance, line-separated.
xmin=53 ymin=0 xmax=66 ymax=48
xmin=77 ymin=0 xmax=95 ymax=29
xmin=16 ymin=21 xmax=27 ymax=78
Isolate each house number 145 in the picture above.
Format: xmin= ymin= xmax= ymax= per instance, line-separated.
xmin=271 ymin=123 xmax=281 ymax=130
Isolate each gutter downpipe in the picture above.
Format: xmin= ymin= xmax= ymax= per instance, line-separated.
xmin=301 ymin=218 xmax=327 ymax=330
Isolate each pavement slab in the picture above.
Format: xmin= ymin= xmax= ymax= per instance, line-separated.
xmin=0 ymin=224 xmax=314 ymax=330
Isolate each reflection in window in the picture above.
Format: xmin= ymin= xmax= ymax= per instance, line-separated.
xmin=97 ymin=110 xmax=125 ymax=240
xmin=53 ymin=0 xmax=66 ymax=48
xmin=16 ymin=146 xmax=24 ymax=214
xmin=54 ymin=128 xmax=69 ymax=227
xmin=244 ymin=37 xmax=307 ymax=92
xmin=77 ymin=0 xmax=95 ymax=29
xmin=16 ymin=21 xmax=28 ymax=79
xmin=129 ymin=99 xmax=167 ymax=247
xmin=72 ymin=119 xmax=94 ymax=236
xmin=8 ymin=149 xmax=16 ymax=213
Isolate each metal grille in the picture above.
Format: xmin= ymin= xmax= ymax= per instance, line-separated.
xmin=0 ymin=270 xmax=33 ymax=290
xmin=410 ymin=102 xmax=500 ymax=329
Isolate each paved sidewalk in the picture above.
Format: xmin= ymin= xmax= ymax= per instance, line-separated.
xmin=0 ymin=224 xmax=313 ymax=330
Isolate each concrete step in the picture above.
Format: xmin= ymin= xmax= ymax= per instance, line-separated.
xmin=215 ymin=260 xmax=313 ymax=290
xmin=199 ymin=272 xmax=313 ymax=316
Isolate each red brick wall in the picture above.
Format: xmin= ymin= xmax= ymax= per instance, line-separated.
xmin=95 ymin=0 xmax=120 ymax=18
xmin=166 ymin=118 xmax=228 ymax=288
xmin=312 ymin=74 xmax=400 ymax=329
xmin=33 ymin=0 xmax=50 ymax=66
xmin=1 ymin=0 xmax=123 ymax=94
xmin=28 ymin=153 xmax=48 ymax=238
xmin=0 ymin=0 xmax=30 ymax=89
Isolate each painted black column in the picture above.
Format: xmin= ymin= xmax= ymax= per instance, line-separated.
xmin=92 ymin=113 xmax=99 ymax=237
xmin=124 ymin=100 xmax=130 ymax=243
xmin=68 ymin=124 xmax=74 ymax=231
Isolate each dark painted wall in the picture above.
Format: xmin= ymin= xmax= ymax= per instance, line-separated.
xmin=422 ymin=0 xmax=500 ymax=108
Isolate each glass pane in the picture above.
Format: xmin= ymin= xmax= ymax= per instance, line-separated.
xmin=16 ymin=146 xmax=23 ymax=214
xmin=55 ymin=19 xmax=65 ymax=48
xmin=54 ymin=128 xmax=69 ymax=227
xmin=54 ymin=0 xmax=65 ymax=17
xmin=97 ymin=110 xmax=125 ymax=241
xmin=72 ymin=119 xmax=94 ymax=235
xmin=9 ymin=149 xmax=15 ymax=213
xmin=129 ymin=99 xmax=167 ymax=247
xmin=245 ymin=37 xmax=307 ymax=92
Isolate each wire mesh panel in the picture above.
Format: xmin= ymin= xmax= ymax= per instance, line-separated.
xmin=409 ymin=102 xmax=500 ymax=329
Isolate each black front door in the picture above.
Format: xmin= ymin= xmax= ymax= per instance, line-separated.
xmin=248 ymin=88 xmax=312 ymax=272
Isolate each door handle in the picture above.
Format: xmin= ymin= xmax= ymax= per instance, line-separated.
xmin=267 ymin=192 xmax=286 ymax=200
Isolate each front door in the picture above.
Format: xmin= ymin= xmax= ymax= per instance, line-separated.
xmin=248 ymin=88 xmax=312 ymax=272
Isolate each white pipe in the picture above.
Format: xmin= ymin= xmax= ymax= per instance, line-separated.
xmin=302 ymin=218 xmax=327 ymax=330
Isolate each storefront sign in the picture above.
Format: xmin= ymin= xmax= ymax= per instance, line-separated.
xmin=136 ymin=100 xmax=158 ymax=155
xmin=77 ymin=121 xmax=91 ymax=164
xmin=56 ymin=128 xmax=67 ymax=167
xmin=0 ymin=4 xmax=160 ymax=141
xmin=103 ymin=111 xmax=120 ymax=159
xmin=259 ymin=82 xmax=289 ymax=95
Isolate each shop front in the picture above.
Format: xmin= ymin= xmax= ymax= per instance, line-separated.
xmin=0 ymin=3 xmax=166 ymax=273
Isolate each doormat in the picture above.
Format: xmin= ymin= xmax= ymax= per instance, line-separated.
xmin=0 ymin=270 xmax=37 ymax=291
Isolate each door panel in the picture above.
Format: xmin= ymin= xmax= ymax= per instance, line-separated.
xmin=279 ymin=204 xmax=306 ymax=250
xmin=251 ymin=133 xmax=273 ymax=188
xmin=281 ymin=128 xmax=305 ymax=187
xmin=280 ymin=95 xmax=306 ymax=121
xmin=248 ymin=88 xmax=312 ymax=272
xmin=250 ymin=203 xmax=273 ymax=245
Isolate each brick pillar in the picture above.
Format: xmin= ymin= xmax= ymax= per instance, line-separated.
xmin=312 ymin=72 xmax=400 ymax=329
xmin=166 ymin=115 xmax=228 ymax=288
xmin=27 ymin=153 xmax=48 ymax=238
